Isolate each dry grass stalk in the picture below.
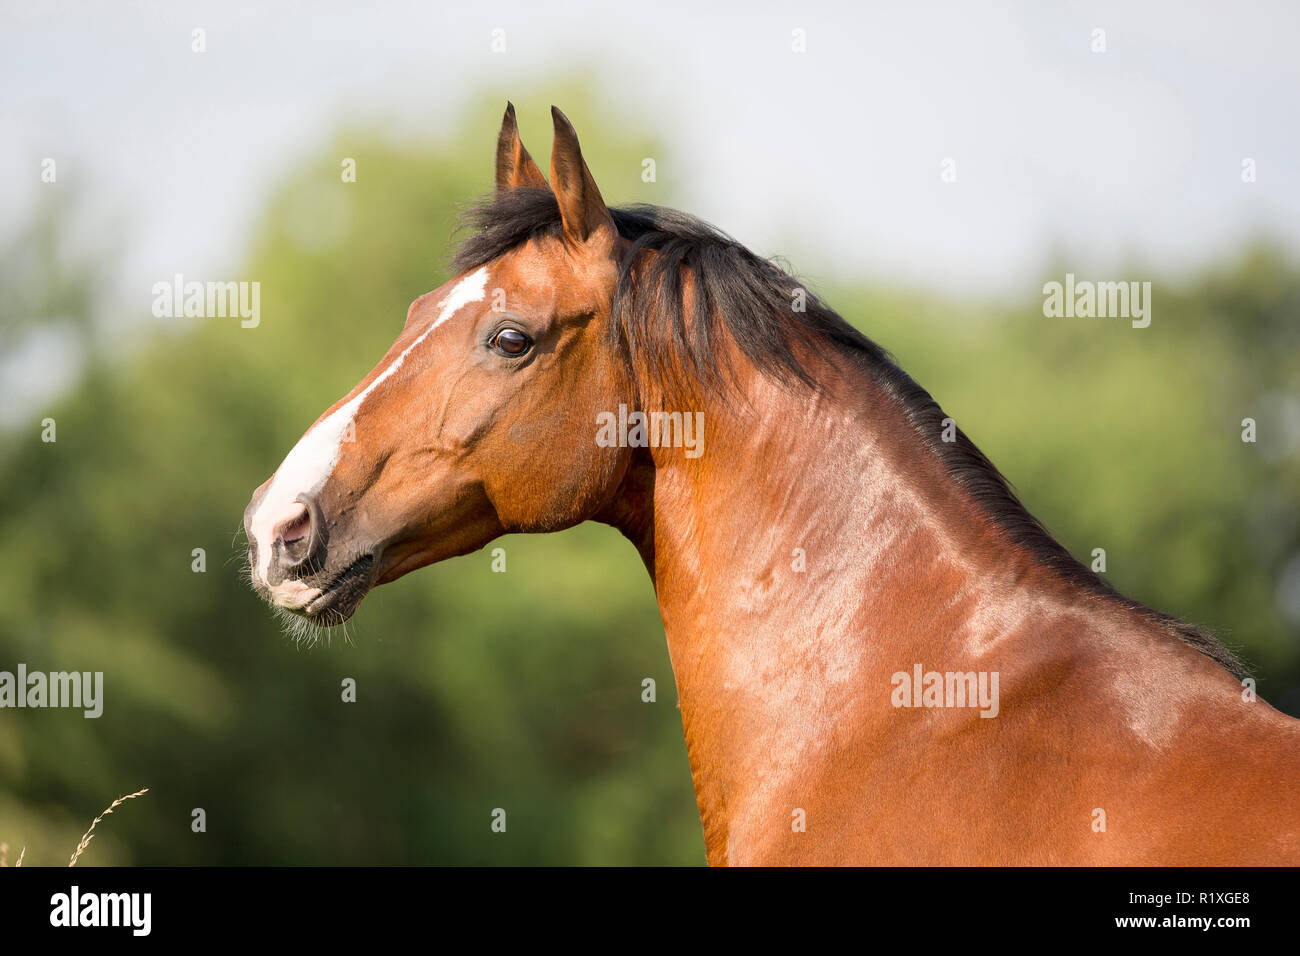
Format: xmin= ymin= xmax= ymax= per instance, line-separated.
xmin=1 ymin=842 xmax=28 ymax=867
xmin=68 ymin=787 xmax=149 ymax=867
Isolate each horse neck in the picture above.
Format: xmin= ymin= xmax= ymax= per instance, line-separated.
xmin=606 ymin=347 xmax=1087 ymax=861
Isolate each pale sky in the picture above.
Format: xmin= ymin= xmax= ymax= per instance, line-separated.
xmin=2 ymin=0 xmax=1297 ymax=313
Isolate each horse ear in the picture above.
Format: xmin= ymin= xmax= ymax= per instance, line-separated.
xmin=549 ymin=106 xmax=615 ymax=245
xmin=496 ymin=102 xmax=547 ymax=192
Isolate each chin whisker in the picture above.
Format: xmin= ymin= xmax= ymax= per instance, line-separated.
xmin=270 ymin=605 xmax=335 ymax=649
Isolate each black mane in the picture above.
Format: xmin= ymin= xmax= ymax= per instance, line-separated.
xmin=453 ymin=187 xmax=1246 ymax=679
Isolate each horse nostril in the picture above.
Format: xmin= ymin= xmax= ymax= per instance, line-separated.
xmin=277 ymin=504 xmax=311 ymax=545
xmin=272 ymin=495 xmax=327 ymax=574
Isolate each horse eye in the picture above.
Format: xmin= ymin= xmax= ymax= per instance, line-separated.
xmin=490 ymin=328 xmax=532 ymax=356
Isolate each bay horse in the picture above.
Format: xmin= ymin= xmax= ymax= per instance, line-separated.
xmin=244 ymin=104 xmax=1300 ymax=865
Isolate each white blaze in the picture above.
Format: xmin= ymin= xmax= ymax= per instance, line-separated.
xmin=251 ymin=267 xmax=489 ymax=588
